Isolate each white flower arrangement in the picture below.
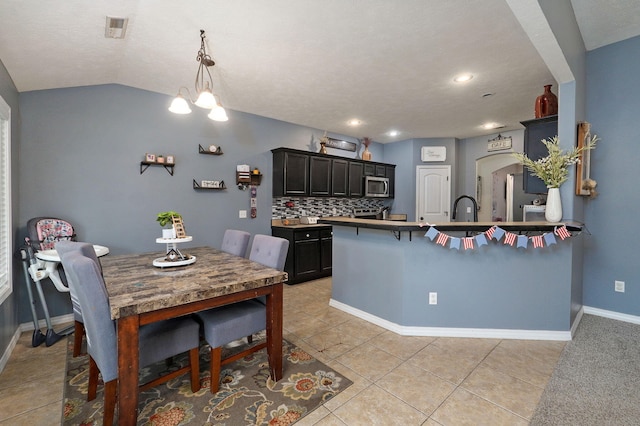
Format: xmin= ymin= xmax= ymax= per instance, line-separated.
xmin=513 ymin=135 xmax=598 ymax=188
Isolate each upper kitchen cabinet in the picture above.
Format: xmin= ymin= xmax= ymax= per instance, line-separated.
xmin=521 ymin=115 xmax=557 ymax=194
xmin=331 ymin=159 xmax=349 ymax=197
xmin=272 ymin=147 xmax=396 ymax=198
xmin=272 ymin=149 xmax=308 ymax=196
xmin=348 ymin=161 xmax=364 ymax=197
xmin=309 ymin=156 xmax=331 ymax=196
xmin=386 ymin=165 xmax=396 ymax=198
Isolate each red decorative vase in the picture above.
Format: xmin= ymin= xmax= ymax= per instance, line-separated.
xmin=534 ymin=84 xmax=558 ymax=118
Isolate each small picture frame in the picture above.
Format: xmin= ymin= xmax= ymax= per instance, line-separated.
xmin=166 ymin=155 xmax=175 ymax=164
xmin=145 ymin=153 xmax=156 ymax=163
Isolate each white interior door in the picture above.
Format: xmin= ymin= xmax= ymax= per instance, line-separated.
xmin=416 ymin=165 xmax=451 ymax=223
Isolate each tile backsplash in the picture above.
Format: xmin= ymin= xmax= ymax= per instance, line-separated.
xmin=272 ymin=197 xmax=386 ymax=218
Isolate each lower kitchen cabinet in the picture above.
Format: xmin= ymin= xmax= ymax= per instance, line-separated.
xmin=272 ymin=225 xmax=332 ymax=284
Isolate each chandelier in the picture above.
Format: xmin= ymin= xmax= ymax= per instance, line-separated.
xmin=169 ymin=30 xmax=228 ymax=122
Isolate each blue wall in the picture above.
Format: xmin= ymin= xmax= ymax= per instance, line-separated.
xmin=15 ymin=84 xmax=372 ymax=323
xmin=583 ymin=35 xmax=640 ymax=315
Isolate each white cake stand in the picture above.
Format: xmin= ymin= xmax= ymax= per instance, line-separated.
xmin=153 ymin=236 xmax=197 ymax=268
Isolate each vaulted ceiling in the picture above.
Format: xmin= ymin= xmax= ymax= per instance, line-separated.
xmin=1 ymin=0 xmax=638 ymax=142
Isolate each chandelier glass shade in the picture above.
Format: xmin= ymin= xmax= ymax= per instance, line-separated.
xmin=169 ymin=30 xmax=228 ymax=122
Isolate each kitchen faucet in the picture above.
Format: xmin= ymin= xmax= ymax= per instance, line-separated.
xmin=452 ymin=195 xmax=478 ymax=222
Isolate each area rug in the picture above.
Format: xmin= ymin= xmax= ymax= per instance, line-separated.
xmin=62 ymin=336 xmax=352 ymax=425
xmin=530 ymin=314 xmax=640 ymax=425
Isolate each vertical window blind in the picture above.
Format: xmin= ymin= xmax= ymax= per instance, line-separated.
xmin=0 ymin=96 xmax=11 ymax=305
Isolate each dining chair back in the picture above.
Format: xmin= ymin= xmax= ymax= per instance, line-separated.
xmin=58 ymin=243 xmax=201 ymax=425
xmin=221 ymin=229 xmax=251 ymax=257
xmin=55 ymin=241 xmax=103 ymax=357
xmin=249 ymin=234 xmax=289 ymax=271
xmin=197 ymin=234 xmax=289 ymax=393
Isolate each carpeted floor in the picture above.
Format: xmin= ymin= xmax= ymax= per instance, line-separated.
xmin=62 ymin=336 xmax=352 ymax=425
xmin=531 ymin=314 xmax=640 ymax=425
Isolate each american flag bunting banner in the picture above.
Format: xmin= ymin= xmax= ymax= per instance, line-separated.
xmin=485 ymin=226 xmax=495 ymax=240
xmin=450 ymin=237 xmax=461 ymax=250
xmin=425 ymin=226 xmax=439 ymax=241
xmin=475 ymin=233 xmax=488 ymax=247
xmin=555 ymin=225 xmax=571 ymax=240
xmin=517 ymin=235 xmax=528 ymax=248
xmin=423 ymin=225 xmax=573 ymax=250
xmin=532 ymin=235 xmax=544 ymax=248
xmin=436 ymin=232 xmax=449 ymax=246
xmin=463 ymin=237 xmax=474 ymax=250
xmin=504 ymin=232 xmax=516 ymax=246
xmin=492 ymin=226 xmax=505 ymax=242
xmin=544 ymin=232 xmax=557 ymax=246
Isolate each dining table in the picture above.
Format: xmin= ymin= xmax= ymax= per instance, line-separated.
xmin=100 ymin=246 xmax=288 ymax=426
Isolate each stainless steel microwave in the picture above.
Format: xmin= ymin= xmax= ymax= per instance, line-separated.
xmin=364 ymin=176 xmax=390 ymax=197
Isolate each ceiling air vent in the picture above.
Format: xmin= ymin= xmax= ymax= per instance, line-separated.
xmin=105 ymin=16 xmax=129 ymax=39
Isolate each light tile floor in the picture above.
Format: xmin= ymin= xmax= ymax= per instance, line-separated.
xmin=0 ymin=277 xmax=566 ymax=425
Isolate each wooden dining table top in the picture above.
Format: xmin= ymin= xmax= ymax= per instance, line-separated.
xmin=100 ymin=246 xmax=288 ymax=319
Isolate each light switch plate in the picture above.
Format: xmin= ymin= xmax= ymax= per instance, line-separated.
xmin=239 ymin=210 xmax=247 ymax=218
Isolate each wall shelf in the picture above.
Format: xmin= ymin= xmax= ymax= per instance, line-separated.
xmin=198 ymin=144 xmax=223 ymax=155
xmin=193 ymin=179 xmax=226 ymax=190
xmin=140 ymin=161 xmax=174 ymax=176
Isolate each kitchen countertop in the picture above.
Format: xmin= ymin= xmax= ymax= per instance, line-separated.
xmin=271 ymin=219 xmax=332 ymax=229
xmin=318 ymin=217 xmax=583 ymax=233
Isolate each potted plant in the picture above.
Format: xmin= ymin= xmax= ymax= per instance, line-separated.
xmin=513 ymin=135 xmax=597 ymax=222
xmin=157 ymin=211 xmax=181 ymax=238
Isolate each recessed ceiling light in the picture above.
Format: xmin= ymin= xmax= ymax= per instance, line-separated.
xmin=388 ymin=130 xmax=399 ymax=137
xmin=347 ymin=119 xmax=362 ymax=126
xmin=482 ymin=122 xmax=501 ymax=130
xmin=453 ymin=74 xmax=473 ymax=83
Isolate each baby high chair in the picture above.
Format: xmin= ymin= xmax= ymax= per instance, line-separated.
xmin=19 ymin=217 xmax=76 ymax=347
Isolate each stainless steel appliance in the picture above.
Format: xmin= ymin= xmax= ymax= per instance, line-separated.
xmin=364 ymin=176 xmax=389 ymax=198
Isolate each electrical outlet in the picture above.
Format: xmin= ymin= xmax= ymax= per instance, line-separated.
xmin=239 ymin=210 xmax=247 ymax=218
xmin=615 ymin=280 xmax=625 ymax=293
xmin=429 ymin=292 xmax=438 ymax=305
xmin=466 ymin=206 xmax=472 ymax=214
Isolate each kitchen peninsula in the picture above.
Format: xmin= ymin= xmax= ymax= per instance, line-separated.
xmin=319 ymin=217 xmax=583 ymax=340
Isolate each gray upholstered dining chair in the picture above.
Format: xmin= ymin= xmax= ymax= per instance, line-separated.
xmin=221 ymin=229 xmax=251 ymax=257
xmin=55 ymin=241 xmax=102 ymax=357
xmin=197 ymin=234 xmax=289 ymax=393
xmin=58 ymin=243 xmax=201 ymax=425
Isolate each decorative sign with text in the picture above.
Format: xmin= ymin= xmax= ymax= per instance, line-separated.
xmin=325 ymin=137 xmax=357 ymax=152
xmin=487 ymin=135 xmax=512 ymax=151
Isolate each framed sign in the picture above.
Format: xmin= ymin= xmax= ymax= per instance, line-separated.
xmin=421 ymin=146 xmax=446 ymax=162
xmin=487 ymin=134 xmax=512 ymax=151
xmin=325 ymin=137 xmax=357 ymax=152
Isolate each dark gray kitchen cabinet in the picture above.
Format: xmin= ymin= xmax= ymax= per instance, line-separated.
xmin=272 ymin=150 xmax=308 ymax=196
xmin=386 ymin=165 xmax=396 ymax=198
xmin=271 ymin=225 xmax=332 ymax=284
xmin=331 ymin=159 xmax=349 ymax=197
xmin=521 ymin=115 xmax=558 ymax=194
xmin=309 ymin=156 xmax=331 ymax=196
xmin=348 ymin=161 xmax=364 ymax=197
xmin=272 ymin=147 xmax=395 ymax=199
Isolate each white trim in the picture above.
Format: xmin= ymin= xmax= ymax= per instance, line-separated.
xmin=0 ymin=327 xmax=21 ymax=374
xmin=0 ymin=95 xmax=10 ymax=305
xmin=583 ymin=306 xmax=640 ymax=325
xmin=571 ymin=306 xmax=584 ymax=338
xmin=329 ymin=299 xmax=572 ymax=341
xmin=19 ymin=313 xmax=74 ymax=332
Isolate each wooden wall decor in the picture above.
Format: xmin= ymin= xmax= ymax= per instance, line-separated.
xmin=575 ymin=122 xmax=592 ymax=196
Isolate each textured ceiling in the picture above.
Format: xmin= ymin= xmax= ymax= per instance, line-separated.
xmin=0 ymin=0 xmax=638 ymax=142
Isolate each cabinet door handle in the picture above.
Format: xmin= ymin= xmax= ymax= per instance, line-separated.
xmin=306 ymin=233 xmax=310 ymax=238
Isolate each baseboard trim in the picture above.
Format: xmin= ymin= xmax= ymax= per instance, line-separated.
xmin=19 ymin=313 xmax=74 ymax=332
xmin=329 ymin=299 xmax=572 ymax=341
xmin=583 ymin=306 xmax=640 ymax=325
xmin=0 ymin=327 xmax=22 ymax=374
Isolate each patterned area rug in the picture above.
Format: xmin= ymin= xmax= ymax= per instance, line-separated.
xmin=62 ymin=336 xmax=352 ymax=425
